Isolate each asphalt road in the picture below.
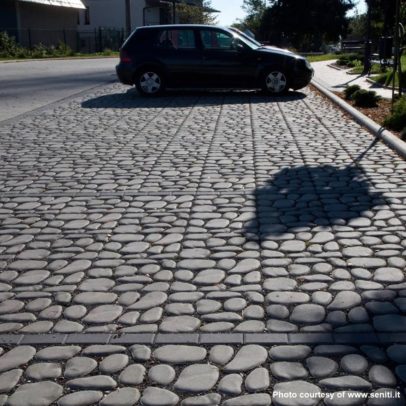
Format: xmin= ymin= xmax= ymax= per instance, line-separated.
xmin=0 ymin=57 xmax=118 ymax=122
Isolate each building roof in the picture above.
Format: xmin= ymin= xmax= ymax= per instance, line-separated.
xmin=17 ymin=0 xmax=86 ymax=9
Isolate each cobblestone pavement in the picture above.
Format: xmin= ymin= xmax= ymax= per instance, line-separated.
xmin=0 ymin=83 xmax=406 ymax=404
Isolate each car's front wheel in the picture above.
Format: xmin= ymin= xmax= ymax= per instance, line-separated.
xmin=262 ymin=70 xmax=289 ymax=95
xmin=136 ymin=69 xmax=165 ymax=96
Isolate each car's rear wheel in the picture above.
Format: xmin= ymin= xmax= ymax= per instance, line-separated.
xmin=262 ymin=70 xmax=289 ymax=95
xmin=136 ymin=69 xmax=165 ymax=96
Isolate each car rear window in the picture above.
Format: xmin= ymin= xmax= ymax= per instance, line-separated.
xmin=124 ymin=28 xmax=153 ymax=50
xmin=155 ymin=29 xmax=196 ymax=50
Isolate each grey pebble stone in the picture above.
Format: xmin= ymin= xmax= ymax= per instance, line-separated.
xmin=57 ymin=391 xmax=103 ymax=406
xmin=66 ymin=375 xmax=117 ymax=390
xmin=82 ymin=304 xmax=123 ymax=323
xmin=153 ymin=345 xmax=206 ymax=364
xmin=319 ymin=376 xmax=372 ymax=390
xmin=140 ymin=387 xmax=179 ymax=406
xmin=266 ymin=305 xmax=289 ymax=319
xmin=267 ymin=319 xmax=298 ymax=332
xmin=148 ymin=364 xmax=176 ymax=385
xmin=25 ymin=363 xmax=61 ymax=380
xmin=209 ymin=345 xmax=234 ymax=365
xmin=327 ymin=291 xmax=362 ymax=310
xmin=368 ymin=365 xmax=397 ymax=386
xmin=395 ymin=365 xmax=406 ymax=382
xmin=0 ymin=369 xmax=22 ymax=392
xmin=119 ymin=364 xmax=146 ymax=385
xmin=270 ymin=362 xmax=309 ymax=380
xmin=140 ymin=307 xmax=163 ymax=323
xmin=269 ymin=345 xmax=311 ymax=361
xmin=63 ymin=305 xmax=87 ymax=319
xmin=64 ymin=357 xmax=98 ymax=379
xmin=36 ymin=346 xmax=81 ymax=361
xmin=224 ymin=345 xmax=268 ymax=372
xmin=311 ymin=292 xmax=332 ymax=305
xmin=165 ymin=303 xmax=194 ymax=315
xmin=0 ymin=346 xmax=36 ymax=373
xmin=100 ymin=388 xmax=140 ymax=406
xmin=387 ymin=344 xmax=406 ymax=363
xmin=181 ymin=393 xmax=221 ymax=406
xmin=224 ymin=298 xmax=247 ymax=311
xmin=360 ymin=346 xmax=387 ymax=363
xmin=245 ymin=367 xmax=270 ymax=392
xmin=290 ymin=304 xmax=326 ymax=324
xmin=201 ymin=322 xmax=235 ymax=332
xmin=99 ymin=354 xmax=129 ymax=374
xmin=7 ymin=382 xmax=63 ymax=406
xmin=218 ymin=374 xmax=243 ymax=395
xmin=340 ymin=354 xmax=368 ymax=374
xmin=266 ymin=292 xmax=310 ymax=304
xmin=222 ymin=393 xmax=271 ymax=406
xmin=129 ymin=292 xmax=167 ymax=310
xmin=174 ymin=364 xmax=219 ymax=392
xmin=159 ymin=316 xmax=201 ymax=332
xmin=130 ymin=344 xmax=151 ymax=361
xmin=305 ymin=356 xmax=338 ymax=378
xmin=196 ymin=299 xmax=222 ymax=314
xmin=272 ymin=381 xmax=321 ymax=406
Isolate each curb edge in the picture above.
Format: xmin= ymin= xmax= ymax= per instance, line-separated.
xmin=311 ymin=78 xmax=406 ymax=160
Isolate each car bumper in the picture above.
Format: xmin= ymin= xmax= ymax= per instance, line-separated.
xmin=290 ymin=68 xmax=314 ymax=90
xmin=116 ymin=63 xmax=134 ymax=85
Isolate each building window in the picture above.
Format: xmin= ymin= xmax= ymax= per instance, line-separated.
xmin=84 ymin=6 xmax=90 ymax=25
xmin=77 ymin=11 xmax=80 ymax=25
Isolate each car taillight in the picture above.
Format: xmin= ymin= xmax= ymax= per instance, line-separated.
xmin=120 ymin=49 xmax=131 ymax=63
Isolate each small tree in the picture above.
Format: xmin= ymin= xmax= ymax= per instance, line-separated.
xmin=176 ymin=0 xmax=218 ymax=25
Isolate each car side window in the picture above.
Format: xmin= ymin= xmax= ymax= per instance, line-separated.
xmin=200 ymin=30 xmax=234 ymax=50
xmin=155 ymin=29 xmax=196 ymax=50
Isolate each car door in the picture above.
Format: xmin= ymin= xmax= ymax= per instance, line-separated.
xmin=198 ymin=28 xmax=257 ymax=87
xmin=154 ymin=28 xmax=202 ymax=87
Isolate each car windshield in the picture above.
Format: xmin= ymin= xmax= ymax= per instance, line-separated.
xmin=229 ymin=28 xmax=262 ymax=49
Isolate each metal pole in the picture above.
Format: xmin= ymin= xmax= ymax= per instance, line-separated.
xmin=172 ymin=0 xmax=176 ymax=24
xmin=392 ymin=0 xmax=401 ymax=109
xmin=362 ymin=0 xmax=372 ymax=75
xmin=125 ymin=0 xmax=132 ymax=36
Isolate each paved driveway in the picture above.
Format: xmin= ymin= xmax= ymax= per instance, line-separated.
xmin=0 ymin=83 xmax=405 ymax=405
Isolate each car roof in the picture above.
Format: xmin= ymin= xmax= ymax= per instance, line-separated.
xmin=136 ymin=24 xmax=228 ymax=30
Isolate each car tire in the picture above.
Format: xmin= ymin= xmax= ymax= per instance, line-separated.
xmin=135 ymin=69 xmax=165 ymax=96
xmin=262 ymin=69 xmax=289 ymax=95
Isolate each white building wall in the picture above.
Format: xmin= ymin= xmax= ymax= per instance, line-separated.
xmin=78 ymin=0 xmax=155 ymax=31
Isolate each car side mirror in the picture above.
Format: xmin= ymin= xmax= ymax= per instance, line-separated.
xmin=232 ymin=39 xmax=246 ymax=52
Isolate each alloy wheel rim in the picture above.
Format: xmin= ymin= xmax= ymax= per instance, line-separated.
xmin=266 ymin=71 xmax=287 ymax=93
xmin=140 ymin=72 xmax=161 ymax=94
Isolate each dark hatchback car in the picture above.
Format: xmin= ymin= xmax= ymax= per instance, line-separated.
xmin=116 ymin=24 xmax=313 ymax=96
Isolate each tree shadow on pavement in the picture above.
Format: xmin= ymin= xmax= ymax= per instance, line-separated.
xmin=244 ymin=161 xmax=386 ymax=240
xmin=81 ymin=89 xmax=307 ymax=109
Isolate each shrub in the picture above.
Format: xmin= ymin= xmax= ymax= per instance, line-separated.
xmin=337 ymin=53 xmax=363 ymax=67
xmin=31 ymin=43 xmax=49 ymax=58
xmin=344 ymin=84 xmax=361 ymax=100
xmin=351 ymin=89 xmax=380 ymax=107
xmin=0 ymin=31 xmax=23 ymax=57
xmin=384 ymin=96 xmax=406 ymax=131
